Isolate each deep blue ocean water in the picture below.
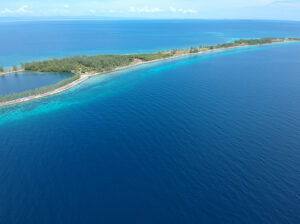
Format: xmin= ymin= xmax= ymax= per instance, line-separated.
xmin=0 ymin=72 xmax=73 ymax=95
xmin=1 ymin=19 xmax=300 ymax=68
xmin=0 ymin=41 xmax=300 ymax=223
xmin=1 ymin=20 xmax=300 ymax=223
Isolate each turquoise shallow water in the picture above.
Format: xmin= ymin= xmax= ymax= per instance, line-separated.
xmin=0 ymin=42 xmax=300 ymax=223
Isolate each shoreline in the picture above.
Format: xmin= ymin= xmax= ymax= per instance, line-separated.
xmin=0 ymin=40 xmax=297 ymax=108
xmin=0 ymin=69 xmax=25 ymax=76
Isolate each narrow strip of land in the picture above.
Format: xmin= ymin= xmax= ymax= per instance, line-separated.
xmin=0 ymin=37 xmax=299 ymax=108
xmin=0 ymin=75 xmax=91 ymax=107
xmin=0 ymin=69 xmax=24 ymax=76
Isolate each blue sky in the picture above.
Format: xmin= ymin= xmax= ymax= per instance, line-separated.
xmin=1 ymin=0 xmax=300 ymax=20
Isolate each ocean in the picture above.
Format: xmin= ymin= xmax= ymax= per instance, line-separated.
xmin=1 ymin=19 xmax=300 ymax=68
xmin=0 ymin=20 xmax=300 ymax=223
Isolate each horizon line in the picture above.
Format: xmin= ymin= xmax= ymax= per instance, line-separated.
xmin=1 ymin=16 xmax=300 ymax=23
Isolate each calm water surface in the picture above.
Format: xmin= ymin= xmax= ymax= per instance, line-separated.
xmin=1 ymin=19 xmax=300 ymax=67
xmin=0 ymin=43 xmax=299 ymax=223
xmin=0 ymin=72 xmax=73 ymax=95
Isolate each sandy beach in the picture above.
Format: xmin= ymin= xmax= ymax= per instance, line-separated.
xmin=0 ymin=40 xmax=296 ymax=108
xmin=0 ymin=50 xmax=203 ymax=108
xmin=0 ymin=69 xmax=25 ymax=76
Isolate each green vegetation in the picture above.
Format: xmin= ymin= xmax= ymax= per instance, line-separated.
xmin=24 ymin=55 xmax=133 ymax=73
xmin=23 ymin=51 xmax=180 ymax=75
xmin=23 ymin=53 xmax=173 ymax=73
xmin=0 ymin=37 xmax=298 ymax=104
xmin=212 ymin=37 xmax=284 ymax=49
xmin=288 ymin=37 xmax=300 ymax=41
xmin=171 ymin=49 xmax=177 ymax=55
xmin=0 ymin=66 xmax=4 ymax=72
xmin=133 ymin=52 xmax=172 ymax=61
xmin=233 ymin=37 xmax=277 ymax=45
xmin=190 ymin=47 xmax=199 ymax=53
xmin=0 ymin=53 xmax=173 ymax=104
xmin=0 ymin=74 xmax=80 ymax=103
xmin=12 ymin=65 xmax=17 ymax=71
xmin=21 ymin=38 xmax=291 ymax=74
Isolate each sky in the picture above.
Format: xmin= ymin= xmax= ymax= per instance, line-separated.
xmin=1 ymin=0 xmax=300 ymax=20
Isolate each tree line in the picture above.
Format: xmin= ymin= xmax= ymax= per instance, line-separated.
xmin=0 ymin=37 xmax=295 ymax=103
xmin=23 ymin=52 xmax=174 ymax=74
xmin=0 ymin=74 xmax=80 ymax=103
xmin=18 ymin=37 xmax=291 ymax=74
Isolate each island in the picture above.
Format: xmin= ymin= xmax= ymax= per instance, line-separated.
xmin=0 ymin=37 xmax=299 ymax=107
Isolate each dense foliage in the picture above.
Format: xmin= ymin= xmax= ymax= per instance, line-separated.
xmin=21 ymin=38 xmax=288 ymax=74
xmin=288 ymin=37 xmax=300 ymax=41
xmin=190 ymin=47 xmax=199 ymax=53
xmin=0 ymin=37 xmax=297 ymax=104
xmin=0 ymin=74 xmax=80 ymax=103
xmin=133 ymin=52 xmax=173 ymax=61
xmin=23 ymin=53 xmax=173 ymax=73
xmin=233 ymin=37 xmax=277 ymax=45
xmin=214 ymin=38 xmax=281 ymax=49
xmin=23 ymin=55 xmax=134 ymax=73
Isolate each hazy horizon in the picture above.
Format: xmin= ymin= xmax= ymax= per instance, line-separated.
xmin=1 ymin=0 xmax=300 ymax=21
xmin=1 ymin=17 xmax=300 ymax=23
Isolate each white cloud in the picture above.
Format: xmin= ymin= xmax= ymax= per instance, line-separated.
xmin=17 ymin=5 xmax=30 ymax=13
xmin=64 ymin=4 xmax=70 ymax=9
xmin=0 ymin=5 xmax=31 ymax=16
xmin=129 ymin=6 xmax=164 ymax=13
xmin=169 ymin=7 xmax=197 ymax=14
xmin=89 ymin=9 xmax=96 ymax=14
xmin=235 ymin=0 xmax=300 ymax=7
xmin=108 ymin=10 xmax=115 ymax=13
xmin=128 ymin=6 xmax=197 ymax=14
xmin=0 ymin=8 xmax=13 ymax=15
xmin=182 ymin=9 xmax=197 ymax=14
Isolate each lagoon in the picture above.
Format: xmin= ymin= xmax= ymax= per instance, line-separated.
xmin=0 ymin=72 xmax=73 ymax=96
xmin=0 ymin=42 xmax=300 ymax=223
